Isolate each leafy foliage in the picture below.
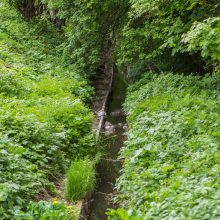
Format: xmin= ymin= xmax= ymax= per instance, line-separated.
xmin=115 ymin=0 xmax=220 ymax=79
xmin=39 ymin=0 xmax=130 ymax=75
xmin=13 ymin=200 xmax=77 ymax=220
xmin=113 ymin=73 xmax=220 ymax=219
xmin=0 ymin=1 xmax=97 ymax=219
xmin=107 ymin=208 xmax=143 ymax=220
xmin=182 ymin=17 xmax=220 ymax=60
xmin=3 ymin=0 xmax=220 ymax=219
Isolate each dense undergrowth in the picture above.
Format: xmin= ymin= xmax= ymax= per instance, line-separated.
xmin=109 ymin=73 xmax=220 ymax=219
xmin=0 ymin=2 xmax=97 ymax=219
xmin=107 ymin=1 xmax=220 ymax=218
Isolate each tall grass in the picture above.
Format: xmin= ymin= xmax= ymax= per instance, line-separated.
xmin=64 ymin=159 xmax=95 ymax=201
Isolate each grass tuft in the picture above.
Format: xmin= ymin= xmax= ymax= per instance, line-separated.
xmin=64 ymin=159 xmax=95 ymax=201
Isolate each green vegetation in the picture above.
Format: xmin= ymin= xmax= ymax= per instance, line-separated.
xmin=38 ymin=0 xmax=129 ymax=75
xmin=111 ymin=73 xmax=220 ymax=219
xmin=107 ymin=1 xmax=220 ymax=217
xmin=115 ymin=0 xmax=220 ymax=80
xmin=107 ymin=208 xmax=142 ymax=220
xmin=0 ymin=1 xmax=97 ymax=219
xmin=13 ymin=200 xmax=78 ymax=220
xmin=65 ymin=159 xmax=95 ymax=201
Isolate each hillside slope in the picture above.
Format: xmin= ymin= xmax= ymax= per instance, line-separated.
xmin=0 ymin=2 xmax=97 ymax=219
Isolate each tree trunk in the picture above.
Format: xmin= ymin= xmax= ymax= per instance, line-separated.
xmin=22 ymin=0 xmax=35 ymax=20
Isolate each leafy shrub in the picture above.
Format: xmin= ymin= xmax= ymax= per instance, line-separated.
xmin=13 ymin=200 xmax=77 ymax=220
xmin=182 ymin=17 xmax=220 ymax=60
xmin=115 ymin=0 xmax=220 ymax=78
xmin=65 ymin=159 xmax=95 ymax=201
xmin=107 ymin=208 xmax=143 ymax=220
xmin=113 ymin=73 xmax=220 ymax=219
xmin=0 ymin=138 xmax=48 ymax=219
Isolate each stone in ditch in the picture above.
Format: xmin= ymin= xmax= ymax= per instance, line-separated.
xmin=117 ymin=123 xmax=123 ymax=127
xmin=104 ymin=121 xmax=115 ymax=135
xmin=110 ymin=110 xmax=122 ymax=117
xmin=98 ymin=111 xmax=106 ymax=117
xmin=123 ymin=123 xmax=128 ymax=131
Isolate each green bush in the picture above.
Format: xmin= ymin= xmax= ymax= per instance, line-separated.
xmin=182 ymin=17 xmax=220 ymax=60
xmin=13 ymin=200 xmax=77 ymax=220
xmin=65 ymin=159 xmax=95 ymax=201
xmin=0 ymin=138 xmax=48 ymax=219
xmin=113 ymin=73 xmax=220 ymax=219
xmin=107 ymin=209 xmax=143 ymax=220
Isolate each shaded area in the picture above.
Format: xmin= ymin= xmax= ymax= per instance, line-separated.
xmin=89 ymin=71 xmax=127 ymax=220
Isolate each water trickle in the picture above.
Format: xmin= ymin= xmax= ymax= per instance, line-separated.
xmin=89 ymin=72 xmax=127 ymax=220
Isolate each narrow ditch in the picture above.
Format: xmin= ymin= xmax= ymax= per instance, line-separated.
xmin=88 ymin=71 xmax=127 ymax=220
